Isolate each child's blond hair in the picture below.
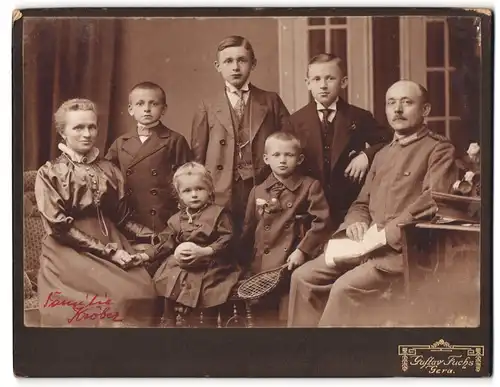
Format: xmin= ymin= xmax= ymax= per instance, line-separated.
xmin=173 ymin=162 xmax=215 ymax=204
xmin=264 ymin=132 xmax=302 ymax=154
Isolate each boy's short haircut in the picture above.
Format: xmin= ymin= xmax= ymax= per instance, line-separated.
xmin=264 ymin=132 xmax=302 ymax=153
xmin=216 ymin=35 xmax=256 ymax=62
xmin=129 ymin=81 xmax=166 ymax=104
xmin=307 ymin=53 xmax=347 ymax=77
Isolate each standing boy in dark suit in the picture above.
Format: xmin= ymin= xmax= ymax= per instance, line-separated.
xmin=285 ymin=54 xmax=392 ymax=229
xmin=106 ymin=82 xmax=192 ymax=235
xmin=191 ymin=36 xmax=290 ymax=235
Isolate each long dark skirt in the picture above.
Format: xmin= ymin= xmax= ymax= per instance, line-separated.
xmin=37 ymin=216 xmax=157 ymax=327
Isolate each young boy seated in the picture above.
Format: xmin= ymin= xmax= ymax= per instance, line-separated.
xmin=241 ymin=132 xmax=332 ymax=326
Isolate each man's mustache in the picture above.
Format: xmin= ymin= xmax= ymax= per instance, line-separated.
xmin=393 ymin=115 xmax=407 ymax=121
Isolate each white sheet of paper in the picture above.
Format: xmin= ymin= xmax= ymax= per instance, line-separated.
xmin=324 ymin=224 xmax=387 ymax=267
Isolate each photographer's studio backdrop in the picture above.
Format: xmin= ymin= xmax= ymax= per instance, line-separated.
xmin=23 ymin=16 xmax=480 ymax=171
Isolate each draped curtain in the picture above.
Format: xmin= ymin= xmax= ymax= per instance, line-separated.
xmin=23 ymin=18 xmax=119 ymax=170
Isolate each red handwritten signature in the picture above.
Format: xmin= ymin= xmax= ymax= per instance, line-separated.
xmin=43 ymin=291 xmax=124 ymax=324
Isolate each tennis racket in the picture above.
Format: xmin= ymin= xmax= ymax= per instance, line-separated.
xmin=237 ymin=263 xmax=289 ymax=300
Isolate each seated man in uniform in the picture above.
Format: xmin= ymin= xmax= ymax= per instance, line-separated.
xmin=287 ymin=80 xmax=459 ymax=327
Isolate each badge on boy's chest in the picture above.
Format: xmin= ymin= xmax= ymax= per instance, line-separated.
xmin=256 ymin=197 xmax=282 ymax=216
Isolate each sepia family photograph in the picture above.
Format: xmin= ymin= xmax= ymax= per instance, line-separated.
xmin=21 ymin=11 xmax=484 ymax=330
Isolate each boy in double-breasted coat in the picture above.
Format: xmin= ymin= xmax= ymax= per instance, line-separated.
xmin=241 ymin=132 xmax=331 ymax=325
xmin=106 ymin=82 xmax=192 ymax=235
xmin=284 ymin=54 xmax=392 ymax=229
xmin=191 ymin=36 xmax=290 ymax=235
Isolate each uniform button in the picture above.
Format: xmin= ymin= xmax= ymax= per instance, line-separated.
xmin=126 ymin=169 xmax=132 ymax=176
xmin=264 ymin=248 xmax=270 ymax=254
xmin=89 ymin=172 xmax=94 ymax=177
xmin=150 ymin=189 xmax=158 ymax=196
xmin=150 ymin=209 xmax=156 ymax=215
xmin=217 ymin=165 xmax=223 ymax=170
xmin=220 ymin=139 xmax=226 ymax=145
xmin=287 ymin=203 xmax=292 ymax=208
xmin=284 ymin=248 xmax=288 ymax=252
xmin=264 ymin=225 xmax=270 ymax=231
xmin=82 ymin=157 xmax=88 ymax=163
xmin=325 ymin=145 xmax=330 ymax=150
xmin=151 ymin=169 xmax=158 ymax=176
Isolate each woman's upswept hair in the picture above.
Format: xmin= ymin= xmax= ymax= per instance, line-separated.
xmin=54 ymin=98 xmax=97 ymax=135
xmin=173 ymin=162 xmax=216 ymax=204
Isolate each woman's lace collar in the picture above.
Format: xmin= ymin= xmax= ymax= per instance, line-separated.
xmin=58 ymin=143 xmax=100 ymax=164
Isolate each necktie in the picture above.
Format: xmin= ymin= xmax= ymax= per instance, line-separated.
xmin=234 ymin=90 xmax=247 ymax=120
xmin=320 ymin=108 xmax=333 ymax=130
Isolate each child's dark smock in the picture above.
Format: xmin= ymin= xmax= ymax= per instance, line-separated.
xmin=146 ymin=204 xmax=242 ymax=309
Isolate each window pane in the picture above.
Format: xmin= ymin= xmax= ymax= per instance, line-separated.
xmin=308 ymin=18 xmax=325 ymax=26
xmin=329 ymin=17 xmax=346 ymax=25
xmin=427 ymin=120 xmax=446 ymax=136
xmin=309 ymin=29 xmax=326 ymax=58
xmin=449 ymin=119 xmax=464 ymax=149
xmin=450 ymin=70 xmax=463 ymax=117
xmin=330 ymin=29 xmax=347 ymax=60
xmin=427 ymin=21 xmax=445 ymax=67
xmin=427 ymin=71 xmax=446 ymax=117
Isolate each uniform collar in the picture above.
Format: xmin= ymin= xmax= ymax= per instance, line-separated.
xmin=315 ymin=97 xmax=339 ymax=112
xmin=58 ymin=143 xmax=99 ymax=164
xmin=263 ymin=172 xmax=304 ymax=192
xmin=225 ymin=80 xmax=250 ymax=95
xmin=391 ymin=125 xmax=429 ymax=147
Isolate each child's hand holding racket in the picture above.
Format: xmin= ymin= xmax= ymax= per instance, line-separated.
xmin=286 ymin=249 xmax=306 ymax=271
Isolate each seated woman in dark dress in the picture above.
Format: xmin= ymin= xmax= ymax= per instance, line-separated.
xmin=35 ymin=98 xmax=157 ymax=327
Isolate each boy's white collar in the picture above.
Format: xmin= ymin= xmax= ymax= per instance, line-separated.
xmin=58 ymin=142 xmax=99 ymax=164
xmin=315 ymin=97 xmax=339 ymax=111
xmin=225 ymin=80 xmax=250 ymax=94
xmin=137 ymin=121 xmax=160 ymax=133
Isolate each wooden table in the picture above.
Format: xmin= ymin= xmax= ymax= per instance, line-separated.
xmin=400 ymin=221 xmax=480 ymax=297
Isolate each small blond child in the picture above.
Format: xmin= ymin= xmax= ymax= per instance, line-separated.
xmin=137 ymin=162 xmax=242 ymax=326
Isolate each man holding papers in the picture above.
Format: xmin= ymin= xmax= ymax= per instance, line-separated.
xmin=288 ymin=80 xmax=459 ymax=327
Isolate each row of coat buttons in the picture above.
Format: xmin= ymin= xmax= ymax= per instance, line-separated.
xmin=126 ymin=169 xmax=158 ymax=176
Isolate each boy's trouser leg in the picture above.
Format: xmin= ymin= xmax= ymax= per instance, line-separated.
xmin=231 ymin=178 xmax=254 ymax=236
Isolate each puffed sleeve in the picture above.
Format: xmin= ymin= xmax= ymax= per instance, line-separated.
xmin=35 ymin=163 xmax=118 ymax=259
